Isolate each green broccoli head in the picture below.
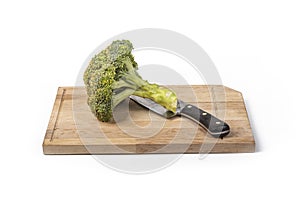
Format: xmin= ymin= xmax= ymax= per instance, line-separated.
xmin=83 ymin=40 xmax=177 ymax=122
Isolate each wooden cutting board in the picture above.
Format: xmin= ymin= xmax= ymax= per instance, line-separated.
xmin=43 ymin=85 xmax=255 ymax=154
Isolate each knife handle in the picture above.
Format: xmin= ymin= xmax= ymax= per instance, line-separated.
xmin=180 ymin=104 xmax=230 ymax=138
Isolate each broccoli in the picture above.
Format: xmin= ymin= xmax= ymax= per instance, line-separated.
xmin=83 ymin=40 xmax=177 ymax=122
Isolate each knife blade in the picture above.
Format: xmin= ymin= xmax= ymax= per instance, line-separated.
xmin=129 ymin=95 xmax=230 ymax=138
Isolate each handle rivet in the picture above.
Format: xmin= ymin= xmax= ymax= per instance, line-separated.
xmin=202 ymin=112 xmax=207 ymax=116
xmin=187 ymin=105 xmax=192 ymax=108
xmin=216 ymin=121 xmax=221 ymax=125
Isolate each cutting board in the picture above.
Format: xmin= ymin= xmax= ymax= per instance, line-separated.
xmin=43 ymin=85 xmax=255 ymax=154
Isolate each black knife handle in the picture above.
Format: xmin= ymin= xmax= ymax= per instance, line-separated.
xmin=180 ymin=104 xmax=230 ymax=138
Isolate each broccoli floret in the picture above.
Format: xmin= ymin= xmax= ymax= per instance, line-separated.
xmin=83 ymin=40 xmax=177 ymax=122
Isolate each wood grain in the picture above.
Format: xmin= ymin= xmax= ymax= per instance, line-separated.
xmin=43 ymin=85 xmax=255 ymax=154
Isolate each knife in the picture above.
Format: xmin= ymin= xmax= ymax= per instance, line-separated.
xmin=129 ymin=96 xmax=230 ymax=138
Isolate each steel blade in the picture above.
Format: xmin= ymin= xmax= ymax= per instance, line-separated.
xmin=129 ymin=95 xmax=176 ymax=118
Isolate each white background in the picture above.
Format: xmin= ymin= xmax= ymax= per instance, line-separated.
xmin=1 ymin=0 xmax=299 ymax=199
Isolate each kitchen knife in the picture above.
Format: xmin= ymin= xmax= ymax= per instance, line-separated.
xmin=129 ymin=95 xmax=230 ymax=138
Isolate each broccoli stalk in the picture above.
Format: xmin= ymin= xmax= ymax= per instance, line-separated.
xmin=111 ymin=57 xmax=177 ymax=110
xmin=83 ymin=40 xmax=177 ymax=122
